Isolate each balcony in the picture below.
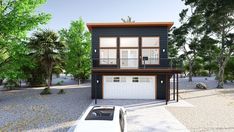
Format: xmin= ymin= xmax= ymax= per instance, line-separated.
xmin=92 ymin=58 xmax=183 ymax=74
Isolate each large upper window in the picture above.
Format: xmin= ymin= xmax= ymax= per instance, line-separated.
xmin=99 ymin=37 xmax=117 ymax=65
xmin=142 ymin=37 xmax=159 ymax=47
xmin=120 ymin=37 xmax=139 ymax=68
xmin=100 ymin=37 xmax=117 ymax=47
xmin=120 ymin=37 xmax=138 ymax=47
xmin=142 ymin=37 xmax=160 ymax=64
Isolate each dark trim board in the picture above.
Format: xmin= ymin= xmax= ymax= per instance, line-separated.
xmin=92 ymin=68 xmax=183 ymax=74
xmin=87 ymin=22 xmax=174 ymax=31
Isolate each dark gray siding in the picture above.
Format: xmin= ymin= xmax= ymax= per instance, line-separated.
xmin=91 ymin=74 xmax=103 ymax=99
xmin=157 ymin=75 xmax=166 ymax=99
xmin=92 ymin=27 xmax=169 ymax=68
xmin=91 ymin=26 xmax=170 ymax=99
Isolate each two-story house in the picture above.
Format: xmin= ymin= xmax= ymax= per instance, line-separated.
xmin=87 ymin=22 xmax=182 ymax=104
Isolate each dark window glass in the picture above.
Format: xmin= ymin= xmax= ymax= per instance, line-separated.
xmin=113 ymin=77 xmax=120 ymax=82
xmin=132 ymin=77 xmax=139 ymax=82
xmin=85 ymin=106 xmax=115 ymax=120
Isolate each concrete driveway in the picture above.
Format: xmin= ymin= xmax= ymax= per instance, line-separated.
xmin=94 ymin=99 xmax=190 ymax=132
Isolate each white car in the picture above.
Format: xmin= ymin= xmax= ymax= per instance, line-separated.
xmin=69 ymin=106 xmax=127 ymax=132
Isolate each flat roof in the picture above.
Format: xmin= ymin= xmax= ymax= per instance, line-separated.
xmin=87 ymin=22 xmax=174 ymax=31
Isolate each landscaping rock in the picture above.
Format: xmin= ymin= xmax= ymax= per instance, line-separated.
xmin=196 ymin=82 xmax=208 ymax=89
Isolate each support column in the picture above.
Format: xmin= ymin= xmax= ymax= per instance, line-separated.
xmin=176 ymin=73 xmax=179 ymax=102
xmin=166 ymin=74 xmax=168 ymax=105
xmin=173 ymin=74 xmax=175 ymax=100
xmin=117 ymin=37 xmax=120 ymax=68
xmin=95 ymin=75 xmax=97 ymax=104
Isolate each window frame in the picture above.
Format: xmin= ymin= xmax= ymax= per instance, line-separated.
xmin=120 ymin=37 xmax=139 ymax=48
xmin=119 ymin=37 xmax=139 ymax=68
xmin=99 ymin=37 xmax=117 ymax=65
xmin=141 ymin=36 xmax=160 ymax=65
xmin=142 ymin=36 xmax=160 ymax=48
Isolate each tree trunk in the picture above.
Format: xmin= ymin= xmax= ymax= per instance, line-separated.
xmin=188 ymin=62 xmax=193 ymax=82
xmin=217 ymin=53 xmax=231 ymax=88
xmin=217 ymin=65 xmax=224 ymax=88
xmin=77 ymin=77 xmax=80 ymax=85
xmin=50 ymin=73 xmax=52 ymax=86
xmin=184 ymin=71 xmax=187 ymax=77
xmin=217 ymin=27 xmax=225 ymax=88
xmin=208 ymin=69 xmax=211 ymax=77
xmin=216 ymin=26 xmax=232 ymax=88
xmin=47 ymin=65 xmax=53 ymax=89
xmin=208 ymin=58 xmax=212 ymax=77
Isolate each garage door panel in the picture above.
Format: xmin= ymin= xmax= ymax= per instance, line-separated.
xmin=103 ymin=76 xmax=156 ymax=99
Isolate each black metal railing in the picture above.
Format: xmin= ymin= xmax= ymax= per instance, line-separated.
xmin=92 ymin=58 xmax=183 ymax=69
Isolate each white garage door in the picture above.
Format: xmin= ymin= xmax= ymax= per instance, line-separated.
xmin=103 ymin=76 xmax=156 ymax=99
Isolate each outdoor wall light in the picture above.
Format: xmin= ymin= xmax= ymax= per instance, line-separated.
xmin=96 ymin=80 xmax=99 ymax=83
xmin=161 ymin=80 xmax=164 ymax=84
xmin=162 ymin=49 xmax=166 ymax=52
xmin=94 ymin=49 xmax=97 ymax=53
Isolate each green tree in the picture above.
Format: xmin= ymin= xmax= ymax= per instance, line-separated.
xmin=28 ymin=30 xmax=65 ymax=89
xmin=184 ymin=58 xmax=204 ymax=76
xmin=168 ymin=27 xmax=184 ymax=69
xmin=181 ymin=0 xmax=234 ymax=88
xmin=0 ymin=0 xmax=51 ymax=84
xmin=121 ymin=16 xmax=135 ymax=23
xmin=172 ymin=6 xmax=204 ymax=82
xmin=224 ymin=56 xmax=234 ymax=82
xmin=168 ymin=27 xmax=179 ymax=58
xmin=0 ymin=41 xmax=34 ymax=87
xmin=198 ymin=35 xmax=219 ymax=77
xmin=59 ymin=19 xmax=91 ymax=84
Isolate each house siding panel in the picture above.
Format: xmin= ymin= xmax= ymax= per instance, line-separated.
xmin=91 ymin=26 xmax=171 ymax=100
xmin=92 ymin=27 xmax=169 ymax=68
xmin=156 ymin=75 xmax=166 ymax=99
xmin=91 ymin=74 xmax=103 ymax=99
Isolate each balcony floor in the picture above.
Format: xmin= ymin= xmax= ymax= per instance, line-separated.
xmin=92 ymin=68 xmax=183 ymax=75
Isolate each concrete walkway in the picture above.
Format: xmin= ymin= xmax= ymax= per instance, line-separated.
xmin=94 ymin=100 xmax=190 ymax=132
xmin=127 ymin=105 xmax=188 ymax=132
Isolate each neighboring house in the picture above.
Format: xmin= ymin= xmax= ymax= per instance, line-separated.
xmin=87 ymin=22 xmax=182 ymax=104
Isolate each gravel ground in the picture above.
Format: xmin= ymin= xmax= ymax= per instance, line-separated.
xmin=166 ymin=77 xmax=234 ymax=132
xmin=0 ymin=83 xmax=92 ymax=132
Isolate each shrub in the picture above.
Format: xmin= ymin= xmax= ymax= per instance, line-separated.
xmin=40 ymin=87 xmax=52 ymax=95
xmin=56 ymin=80 xmax=64 ymax=85
xmin=56 ymin=82 xmax=61 ymax=85
xmin=4 ymin=79 xmax=19 ymax=90
xmin=58 ymin=89 xmax=65 ymax=94
xmin=224 ymin=57 xmax=234 ymax=82
xmin=199 ymin=70 xmax=209 ymax=76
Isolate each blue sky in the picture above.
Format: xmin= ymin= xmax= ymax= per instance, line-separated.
xmin=38 ymin=0 xmax=186 ymax=31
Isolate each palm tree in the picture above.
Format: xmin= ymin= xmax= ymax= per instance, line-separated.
xmin=121 ymin=16 xmax=135 ymax=23
xmin=29 ymin=29 xmax=65 ymax=89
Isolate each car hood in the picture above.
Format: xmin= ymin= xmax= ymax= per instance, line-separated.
xmin=73 ymin=121 xmax=120 ymax=132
